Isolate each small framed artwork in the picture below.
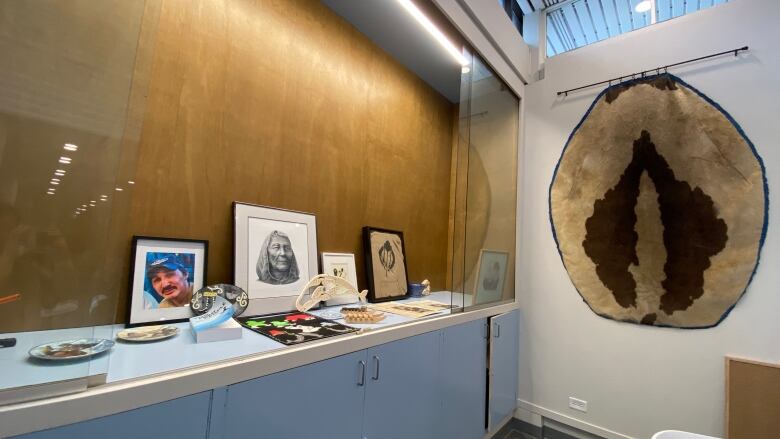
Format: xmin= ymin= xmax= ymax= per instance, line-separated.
xmin=321 ymin=252 xmax=359 ymax=306
xmin=127 ymin=236 xmax=208 ymax=327
xmin=363 ymin=227 xmax=409 ymax=303
xmin=474 ymin=249 xmax=508 ymax=305
xmin=234 ymin=202 xmax=318 ymax=315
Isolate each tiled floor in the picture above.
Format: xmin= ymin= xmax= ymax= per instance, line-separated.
xmin=491 ymin=418 xmax=540 ymax=439
xmin=497 ymin=429 xmax=537 ymax=439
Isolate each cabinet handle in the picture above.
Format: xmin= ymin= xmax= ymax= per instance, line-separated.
xmin=494 ymin=323 xmax=501 ymax=338
xmin=358 ymin=360 xmax=366 ymax=386
xmin=372 ymin=355 xmax=380 ymax=381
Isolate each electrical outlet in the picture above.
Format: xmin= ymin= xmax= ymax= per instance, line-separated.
xmin=569 ymin=396 xmax=588 ymax=412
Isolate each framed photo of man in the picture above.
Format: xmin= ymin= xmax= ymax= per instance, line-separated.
xmin=474 ymin=249 xmax=508 ymax=305
xmin=363 ymin=227 xmax=409 ymax=303
xmin=234 ymin=202 xmax=318 ymax=314
xmin=127 ymin=236 xmax=208 ymax=327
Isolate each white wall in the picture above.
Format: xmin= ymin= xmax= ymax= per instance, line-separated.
xmin=518 ymin=1 xmax=780 ymax=438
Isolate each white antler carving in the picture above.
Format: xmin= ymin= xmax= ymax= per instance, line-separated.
xmin=295 ymin=274 xmax=368 ymax=312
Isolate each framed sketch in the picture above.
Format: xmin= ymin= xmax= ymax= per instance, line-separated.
xmin=234 ymin=202 xmax=318 ymax=314
xmin=127 ymin=236 xmax=208 ymax=327
xmin=363 ymin=227 xmax=409 ymax=303
xmin=474 ymin=249 xmax=508 ymax=305
xmin=321 ymin=252 xmax=359 ymax=306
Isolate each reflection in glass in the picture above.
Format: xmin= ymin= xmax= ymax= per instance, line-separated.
xmin=451 ymin=51 xmax=519 ymax=309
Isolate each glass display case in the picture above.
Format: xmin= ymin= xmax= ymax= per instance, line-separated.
xmin=0 ymin=0 xmax=158 ymax=403
xmin=450 ymin=51 xmax=520 ymax=310
xmin=0 ymin=0 xmax=519 ymax=408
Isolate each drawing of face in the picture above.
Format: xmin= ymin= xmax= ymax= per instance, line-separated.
xmin=268 ymin=234 xmax=294 ymax=272
xmin=257 ymin=230 xmax=299 ymax=285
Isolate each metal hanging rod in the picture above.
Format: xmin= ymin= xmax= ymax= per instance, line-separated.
xmin=556 ymin=46 xmax=749 ymax=96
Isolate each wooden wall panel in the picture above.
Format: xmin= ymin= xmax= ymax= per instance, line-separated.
xmin=121 ymin=0 xmax=455 ymax=317
xmin=726 ymin=356 xmax=780 ymax=438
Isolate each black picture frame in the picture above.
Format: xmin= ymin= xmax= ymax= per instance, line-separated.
xmin=126 ymin=235 xmax=209 ymax=327
xmin=362 ymin=226 xmax=410 ymax=303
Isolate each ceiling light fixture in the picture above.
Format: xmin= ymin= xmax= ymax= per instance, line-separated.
xmin=635 ymin=0 xmax=652 ymax=13
xmin=396 ymin=0 xmax=469 ymax=66
xmin=55 ymin=169 xmax=66 ymax=174
xmin=51 ymin=178 xmax=60 ymax=182
xmin=59 ymin=156 xmax=72 ymax=164
xmin=54 ymin=171 xmax=65 ymax=177
xmin=50 ymin=181 xmax=60 ymax=185
xmin=63 ymin=143 xmax=78 ymax=151
xmin=46 ymin=191 xmax=55 ymax=195
xmin=127 ymin=180 xmax=135 ymax=185
xmin=115 ymin=187 xmax=123 ymax=191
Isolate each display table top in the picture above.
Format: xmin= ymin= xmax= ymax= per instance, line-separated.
xmin=1 ymin=292 xmax=515 ymax=438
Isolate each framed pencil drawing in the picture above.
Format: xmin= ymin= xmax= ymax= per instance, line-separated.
xmin=233 ymin=202 xmax=318 ymax=315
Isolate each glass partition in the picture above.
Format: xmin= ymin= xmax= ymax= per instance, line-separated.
xmin=450 ymin=51 xmax=519 ymax=310
xmin=0 ymin=0 xmax=158 ymax=403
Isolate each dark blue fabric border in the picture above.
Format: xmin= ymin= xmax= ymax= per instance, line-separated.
xmin=547 ymin=73 xmax=769 ymax=330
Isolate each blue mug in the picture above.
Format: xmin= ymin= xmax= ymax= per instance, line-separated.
xmin=408 ymin=283 xmax=425 ymax=297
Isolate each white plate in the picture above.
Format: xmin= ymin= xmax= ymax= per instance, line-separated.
xmin=29 ymin=338 xmax=115 ymax=361
xmin=116 ymin=325 xmax=179 ymax=342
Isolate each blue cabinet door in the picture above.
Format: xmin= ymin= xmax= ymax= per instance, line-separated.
xmin=362 ymin=330 xmax=441 ymax=439
xmin=488 ymin=310 xmax=519 ymax=431
xmin=219 ymin=350 xmax=367 ymax=439
xmin=439 ymin=318 xmax=488 ymax=439
xmin=14 ymin=391 xmax=212 ymax=439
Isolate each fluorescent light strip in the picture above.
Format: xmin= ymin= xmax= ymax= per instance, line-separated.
xmin=63 ymin=143 xmax=78 ymax=151
xmin=396 ymin=0 xmax=469 ymax=66
xmin=59 ymin=157 xmax=72 ymax=164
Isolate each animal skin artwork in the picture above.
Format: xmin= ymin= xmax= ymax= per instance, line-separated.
xmin=364 ymin=228 xmax=409 ymax=301
xmin=550 ymin=74 xmax=767 ymax=328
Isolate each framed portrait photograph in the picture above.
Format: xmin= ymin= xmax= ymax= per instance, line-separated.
xmin=234 ymin=202 xmax=318 ymax=314
xmin=321 ymin=252 xmax=359 ymax=306
xmin=127 ymin=236 xmax=208 ymax=327
xmin=474 ymin=249 xmax=508 ymax=305
xmin=363 ymin=227 xmax=409 ymax=303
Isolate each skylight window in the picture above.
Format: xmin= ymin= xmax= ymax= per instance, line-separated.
xmin=545 ymin=0 xmax=731 ymax=57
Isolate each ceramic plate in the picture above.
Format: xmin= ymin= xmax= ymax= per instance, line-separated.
xmin=116 ymin=325 xmax=179 ymax=342
xmin=29 ymin=338 xmax=114 ymax=361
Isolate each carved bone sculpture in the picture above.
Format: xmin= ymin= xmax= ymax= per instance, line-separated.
xmin=295 ymin=274 xmax=368 ymax=312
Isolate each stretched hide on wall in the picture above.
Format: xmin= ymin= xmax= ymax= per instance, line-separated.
xmin=549 ymin=74 xmax=767 ymax=328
